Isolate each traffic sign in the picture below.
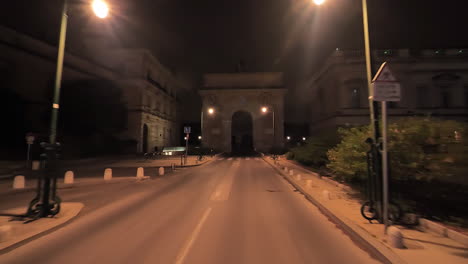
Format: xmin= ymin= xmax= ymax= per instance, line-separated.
xmin=372 ymin=62 xmax=400 ymax=102
xmin=184 ymin=126 xmax=191 ymax=134
xmin=25 ymin=133 xmax=35 ymax=145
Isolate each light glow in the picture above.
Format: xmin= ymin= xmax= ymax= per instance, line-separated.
xmin=198 ymin=136 xmax=202 ymax=140
xmin=313 ymin=0 xmax=325 ymax=5
xmin=287 ymin=136 xmax=291 ymax=141
xmin=261 ymin=106 xmax=268 ymax=113
xmin=208 ymin=108 xmax=215 ymax=115
xmin=92 ymin=0 xmax=109 ymax=18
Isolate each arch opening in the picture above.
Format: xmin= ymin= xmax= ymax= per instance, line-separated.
xmin=142 ymin=124 xmax=149 ymax=153
xmin=231 ymin=111 xmax=254 ymax=155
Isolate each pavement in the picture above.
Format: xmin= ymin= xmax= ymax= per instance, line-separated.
xmin=0 ymin=156 xmax=380 ymax=264
xmin=266 ymin=156 xmax=468 ymax=264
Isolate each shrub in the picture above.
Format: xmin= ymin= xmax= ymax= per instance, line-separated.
xmin=327 ymin=117 xmax=468 ymax=183
xmin=290 ymin=133 xmax=339 ymax=167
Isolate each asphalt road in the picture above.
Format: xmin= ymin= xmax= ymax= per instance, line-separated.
xmin=0 ymin=157 xmax=380 ymax=264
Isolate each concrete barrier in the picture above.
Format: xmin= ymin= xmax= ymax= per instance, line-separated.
xmin=159 ymin=167 xmax=165 ymax=176
xmin=322 ymin=190 xmax=330 ymax=200
xmin=32 ymin=160 xmax=40 ymax=171
xmin=0 ymin=225 xmax=12 ymax=242
xmin=104 ymin=168 xmax=112 ymax=181
xmin=136 ymin=167 xmax=144 ymax=179
xmin=64 ymin=171 xmax=74 ymax=184
xmin=13 ymin=175 xmax=25 ymax=189
xmin=387 ymin=226 xmax=405 ymax=249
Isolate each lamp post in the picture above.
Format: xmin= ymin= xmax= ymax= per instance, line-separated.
xmin=314 ymin=0 xmax=385 ymax=231
xmin=261 ymin=106 xmax=275 ymax=151
xmin=32 ymin=0 xmax=109 ymax=220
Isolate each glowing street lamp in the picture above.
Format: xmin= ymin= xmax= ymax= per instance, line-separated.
xmin=208 ymin=107 xmax=215 ymax=115
xmin=198 ymin=136 xmax=202 ymax=140
xmin=92 ymin=0 xmax=109 ymax=19
xmin=313 ymin=0 xmax=325 ymax=5
xmin=261 ymin=106 xmax=268 ymax=113
xmin=302 ymin=137 xmax=306 ymax=141
xmin=286 ymin=136 xmax=291 ymax=141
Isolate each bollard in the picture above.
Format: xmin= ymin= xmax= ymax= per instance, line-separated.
xmin=13 ymin=175 xmax=25 ymax=189
xmin=136 ymin=167 xmax=145 ymax=179
xmin=289 ymin=170 xmax=294 ymax=176
xmin=306 ymin=179 xmax=312 ymax=189
xmin=172 ymin=163 xmax=175 ymax=171
xmin=32 ymin=160 xmax=40 ymax=171
xmin=296 ymin=174 xmax=302 ymax=181
xmin=104 ymin=168 xmax=112 ymax=181
xmin=284 ymin=167 xmax=288 ymax=172
xmin=322 ymin=190 xmax=331 ymax=200
xmin=159 ymin=167 xmax=165 ymax=176
xmin=0 ymin=225 xmax=12 ymax=242
xmin=64 ymin=171 xmax=74 ymax=184
xmin=387 ymin=226 xmax=405 ymax=248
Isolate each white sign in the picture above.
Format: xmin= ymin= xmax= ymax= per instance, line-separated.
xmin=372 ymin=62 xmax=401 ymax=102
xmin=373 ymin=82 xmax=401 ymax=102
xmin=184 ymin=126 xmax=191 ymax=134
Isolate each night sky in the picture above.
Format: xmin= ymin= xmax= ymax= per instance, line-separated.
xmin=1 ymin=0 xmax=468 ymax=122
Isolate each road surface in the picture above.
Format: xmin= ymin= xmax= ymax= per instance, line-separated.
xmin=0 ymin=157 xmax=380 ymax=264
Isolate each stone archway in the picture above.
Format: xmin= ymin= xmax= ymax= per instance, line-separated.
xmin=231 ymin=111 xmax=253 ymax=154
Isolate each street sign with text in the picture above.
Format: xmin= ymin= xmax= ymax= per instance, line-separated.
xmin=184 ymin=126 xmax=191 ymax=134
xmin=372 ymin=62 xmax=401 ymax=102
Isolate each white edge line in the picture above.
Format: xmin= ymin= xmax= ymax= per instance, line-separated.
xmin=174 ymin=207 xmax=212 ymax=264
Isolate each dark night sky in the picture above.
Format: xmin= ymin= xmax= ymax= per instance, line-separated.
xmin=1 ymin=0 xmax=468 ymax=122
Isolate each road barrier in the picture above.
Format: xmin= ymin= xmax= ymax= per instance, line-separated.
xmin=322 ymin=190 xmax=331 ymax=200
xmin=0 ymin=225 xmax=12 ymax=242
xmin=136 ymin=167 xmax=144 ymax=179
xmin=387 ymin=226 xmax=404 ymax=248
xmin=104 ymin=168 xmax=112 ymax=181
xmin=289 ymin=170 xmax=294 ymax=176
xmin=13 ymin=175 xmax=25 ymax=189
xmin=296 ymin=174 xmax=302 ymax=181
xmin=159 ymin=167 xmax=165 ymax=176
xmin=64 ymin=171 xmax=74 ymax=184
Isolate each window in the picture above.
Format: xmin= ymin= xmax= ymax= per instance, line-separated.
xmin=440 ymin=86 xmax=451 ymax=108
xmin=350 ymin=87 xmax=360 ymax=108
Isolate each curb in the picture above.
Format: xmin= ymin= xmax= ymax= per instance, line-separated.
xmin=419 ymin=218 xmax=468 ymax=246
xmin=261 ymin=156 xmax=407 ymax=264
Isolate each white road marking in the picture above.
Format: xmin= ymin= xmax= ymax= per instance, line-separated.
xmin=210 ymin=162 xmax=239 ymax=201
xmin=174 ymin=207 xmax=212 ymax=264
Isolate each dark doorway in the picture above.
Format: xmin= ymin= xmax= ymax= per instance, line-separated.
xmin=142 ymin=124 xmax=149 ymax=153
xmin=231 ymin=111 xmax=254 ymax=155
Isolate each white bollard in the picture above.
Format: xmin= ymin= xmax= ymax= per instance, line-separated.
xmin=136 ymin=167 xmax=145 ymax=179
xmin=387 ymin=226 xmax=405 ymax=248
xmin=322 ymin=190 xmax=331 ymax=200
xmin=289 ymin=170 xmax=294 ymax=176
xmin=159 ymin=167 xmax=165 ymax=176
xmin=32 ymin=160 xmax=40 ymax=171
xmin=284 ymin=167 xmax=288 ymax=172
xmin=13 ymin=175 xmax=25 ymax=189
xmin=104 ymin=168 xmax=112 ymax=181
xmin=296 ymin=174 xmax=302 ymax=181
xmin=64 ymin=171 xmax=74 ymax=184
xmin=306 ymin=179 xmax=312 ymax=189
xmin=0 ymin=225 xmax=12 ymax=242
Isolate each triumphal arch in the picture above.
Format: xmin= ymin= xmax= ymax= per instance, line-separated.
xmin=199 ymin=72 xmax=286 ymax=153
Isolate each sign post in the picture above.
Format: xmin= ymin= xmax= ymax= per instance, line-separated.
xmin=184 ymin=126 xmax=191 ymax=165
xmin=25 ymin=133 xmax=35 ymax=169
xmin=372 ymin=62 xmax=401 ymax=234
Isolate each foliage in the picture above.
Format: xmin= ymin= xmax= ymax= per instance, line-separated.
xmin=290 ymin=133 xmax=339 ymax=167
xmin=327 ymin=117 xmax=468 ymax=183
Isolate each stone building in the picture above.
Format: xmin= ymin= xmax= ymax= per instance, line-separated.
xmin=307 ymin=49 xmax=468 ymax=134
xmin=200 ymin=72 xmax=286 ymax=153
xmin=0 ymin=25 xmax=182 ymax=154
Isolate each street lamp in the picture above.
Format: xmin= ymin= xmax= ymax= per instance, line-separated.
xmin=198 ymin=136 xmax=202 ymax=140
xmin=302 ymin=137 xmax=306 ymax=141
xmin=201 ymin=107 xmax=214 ymax=146
xmin=261 ymin=106 xmax=276 ymax=150
xmin=37 ymin=0 xmax=109 ymax=219
xmin=208 ymin=107 xmax=215 ymax=115
xmin=314 ymin=0 xmax=387 ymax=233
xmin=286 ymin=136 xmax=291 ymax=141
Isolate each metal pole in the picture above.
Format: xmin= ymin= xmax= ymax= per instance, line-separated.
xmin=50 ymin=0 xmax=68 ymax=145
xmin=201 ymin=109 xmax=204 ymax=146
xmin=382 ymin=101 xmax=389 ymax=233
xmin=185 ymin=133 xmax=189 ymax=165
xmin=272 ymin=108 xmax=275 ymax=149
xmin=26 ymin=144 xmax=31 ymax=168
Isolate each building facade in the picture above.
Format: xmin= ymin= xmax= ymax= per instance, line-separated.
xmin=200 ymin=72 xmax=286 ymax=153
xmin=0 ymin=25 xmax=181 ymax=154
xmin=307 ymin=49 xmax=468 ymax=134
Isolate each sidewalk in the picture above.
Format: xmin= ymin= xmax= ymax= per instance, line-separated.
xmin=264 ymin=156 xmax=468 ymax=264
